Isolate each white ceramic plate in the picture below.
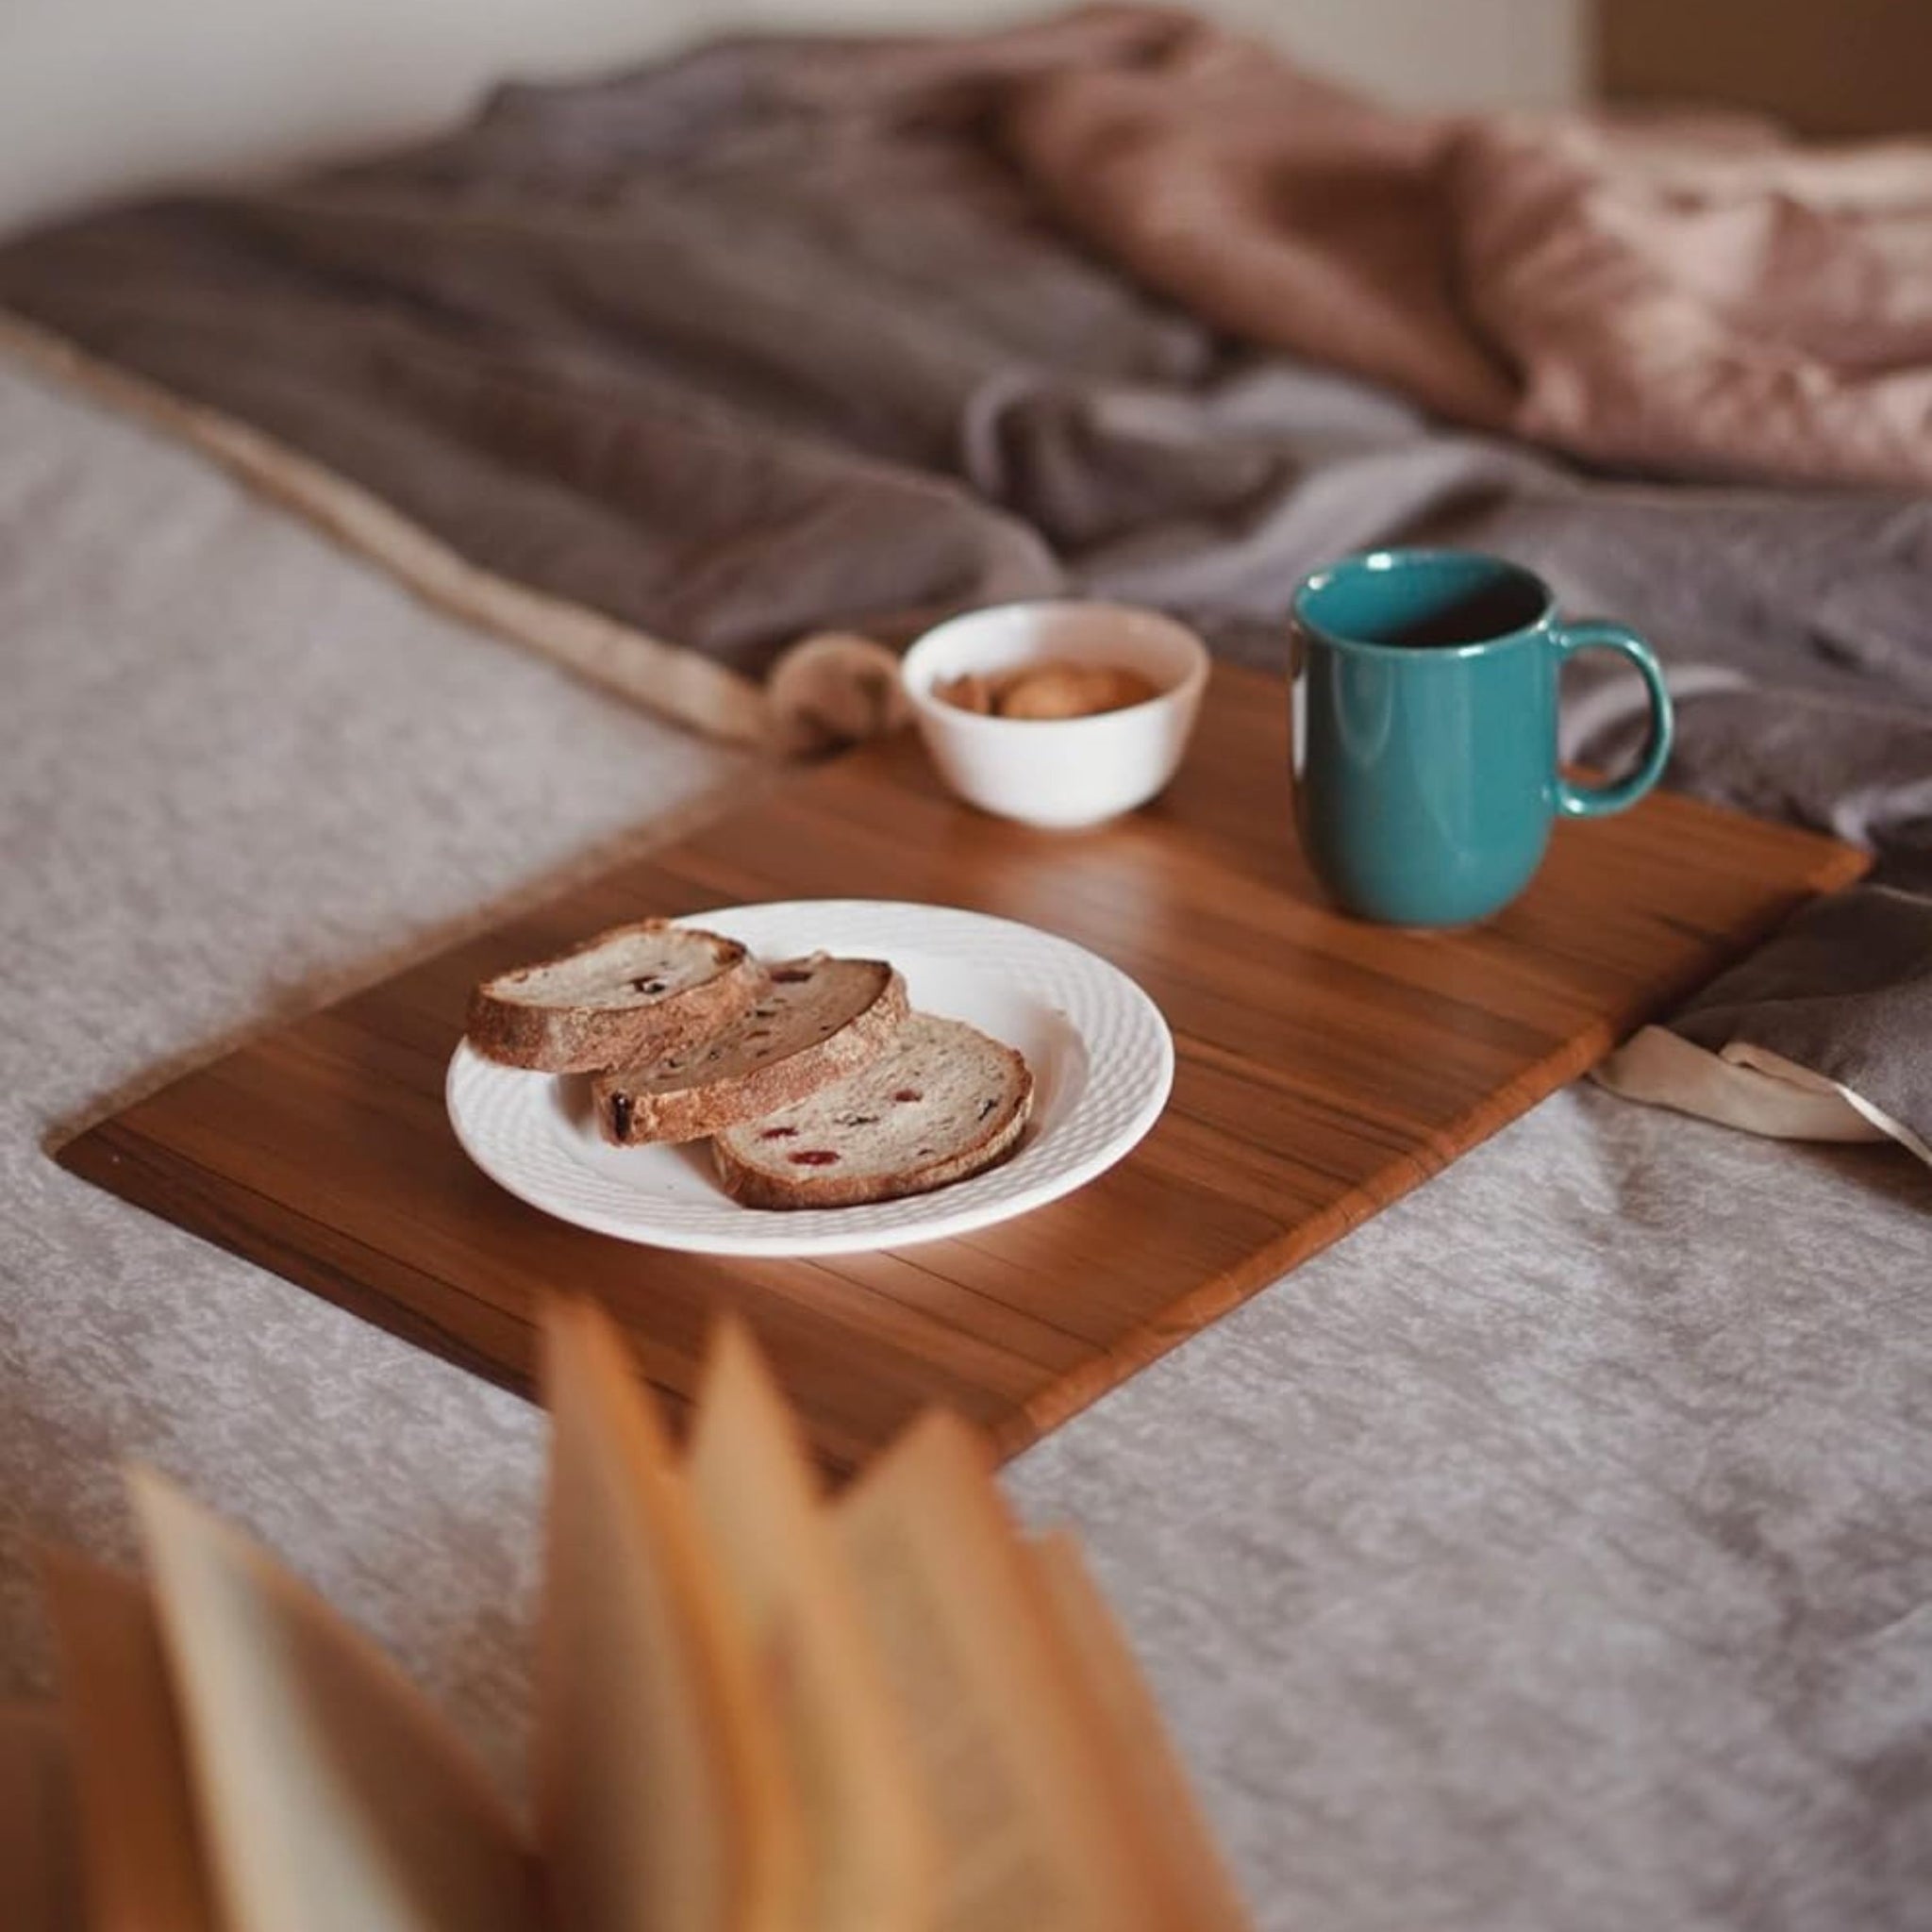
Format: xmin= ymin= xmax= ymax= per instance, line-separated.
xmin=445 ymin=900 xmax=1174 ymax=1257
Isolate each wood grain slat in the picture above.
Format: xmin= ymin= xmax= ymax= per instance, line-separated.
xmin=55 ymin=665 xmax=1868 ymax=1471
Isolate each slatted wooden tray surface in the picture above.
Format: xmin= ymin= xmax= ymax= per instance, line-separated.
xmin=58 ymin=665 xmax=1866 ymax=1471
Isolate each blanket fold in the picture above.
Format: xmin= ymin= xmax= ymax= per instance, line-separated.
xmin=1596 ymin=889 xmax=1932 ymax=1165
xmin=1011 ymin=16 xmax=1932 ymax=490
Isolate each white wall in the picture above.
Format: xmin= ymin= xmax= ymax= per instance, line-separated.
xmin=0 ymin=0 xmax=1583 ymax=234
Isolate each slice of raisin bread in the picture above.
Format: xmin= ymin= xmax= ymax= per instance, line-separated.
xmin=467 ymin=920 xmax=763 ymax=1074
xmin=593 ymin=955 xmax=907 ymax=1146
xmin=711 ymin=1012 xmax=1033 ymax=1209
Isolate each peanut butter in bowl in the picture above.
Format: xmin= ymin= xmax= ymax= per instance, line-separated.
xmin=935 ymin=661 xmax=1162 ymax=722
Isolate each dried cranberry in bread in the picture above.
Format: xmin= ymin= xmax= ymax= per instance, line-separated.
xmin=466 ymin=920 xmax=762 ymax=1074
xmin=711 ymin=1012 xmax=1033 ymax=1209
xmin=593 ymin=955 xmax=907 ymax=1146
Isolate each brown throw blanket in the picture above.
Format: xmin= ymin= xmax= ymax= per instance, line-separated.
xmin=0 ymin=7 xmax=1927 ymax=1159
xmin=0 ymin=9 xmax=1208 ymax=748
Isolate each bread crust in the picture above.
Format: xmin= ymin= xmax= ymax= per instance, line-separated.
xmin=710 ymin=1034 xmax=1034 ymax=1209
xmin=465 ymin=920 xmax=762 ymax=1074
xmin=594 ymin=963 xmax=908 ymax=1145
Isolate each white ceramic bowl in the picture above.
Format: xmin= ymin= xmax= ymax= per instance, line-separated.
xmin=900 ymin=601 xmax=1210 ymax=829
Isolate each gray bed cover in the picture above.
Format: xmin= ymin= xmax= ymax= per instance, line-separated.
xmin=4 ymin=343 xmax=1931 ymax=1932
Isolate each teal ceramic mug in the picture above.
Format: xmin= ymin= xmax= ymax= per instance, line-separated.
xmin=1290 ymin=549 xmax=1674 ymax=926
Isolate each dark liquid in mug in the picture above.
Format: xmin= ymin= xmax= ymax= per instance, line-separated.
xmin=1374 ymin=582 xmax=1546 ymax=649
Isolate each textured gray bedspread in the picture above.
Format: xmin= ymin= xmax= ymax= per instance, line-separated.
xmin=4 ymin=347 xmax=1931 ymax=1925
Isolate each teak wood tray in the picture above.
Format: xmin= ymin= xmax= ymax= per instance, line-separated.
xmin=58 ymin=666 xmax=1866 ymax=1472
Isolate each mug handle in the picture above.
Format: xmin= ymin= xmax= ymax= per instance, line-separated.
xmin=1551 ymin=621 xmax=1674 ymax=820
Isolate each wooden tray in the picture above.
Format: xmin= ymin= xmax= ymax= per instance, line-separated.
xmin=58 ymin=666 xmax=1865 ymax=1472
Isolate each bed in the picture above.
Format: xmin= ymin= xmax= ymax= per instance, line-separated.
xmin=3 ymin=12 xmax=1929 ymax=1926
